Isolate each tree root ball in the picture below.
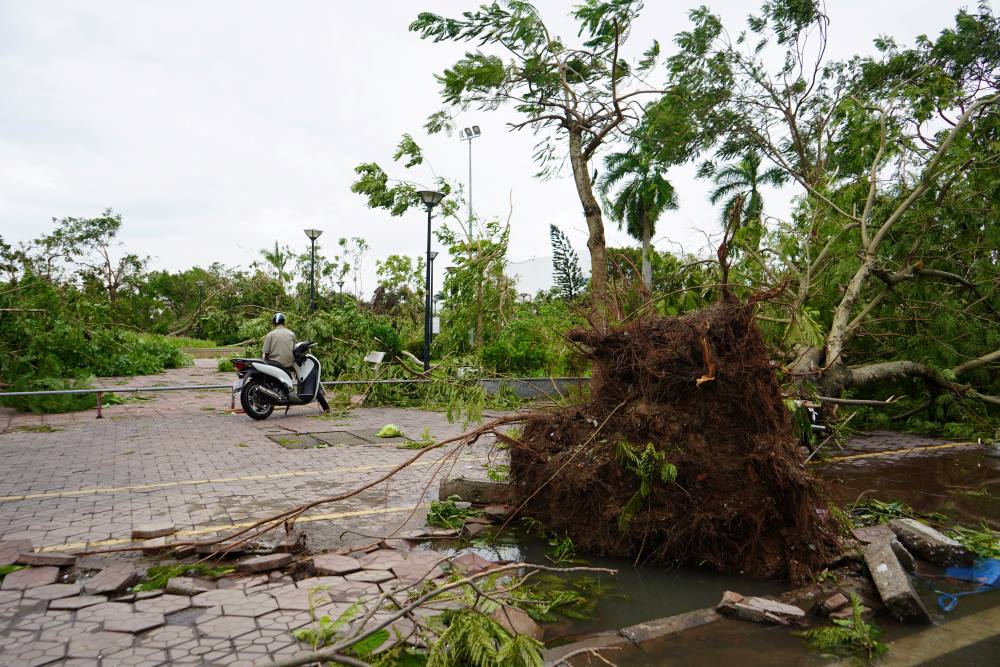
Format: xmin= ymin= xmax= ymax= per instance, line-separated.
xmin=510 ymin=302 xmax=842 ymax=582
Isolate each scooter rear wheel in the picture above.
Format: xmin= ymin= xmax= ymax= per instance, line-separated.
xmin=240 ymin=379 xmax=274 ymax=420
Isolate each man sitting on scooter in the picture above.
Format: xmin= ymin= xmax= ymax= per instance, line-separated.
xmin=263 ymin=313 xmax=296 ymax=379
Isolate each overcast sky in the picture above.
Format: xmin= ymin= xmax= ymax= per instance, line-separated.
xmin=0 ymin=0 xmax=979 ymax=297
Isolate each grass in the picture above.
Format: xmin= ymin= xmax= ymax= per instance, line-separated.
xmin=0 ymin=565 xmax=25 ymax=580
xmin=217 ymin=358 xmax=236 ymax=372
xmin=166 ymin=336 xmax=219 ymax=348
xmin=12 ymin=424 xmax=62 ymax=433
xmin=133 ymin=563 xmax=235 ymax=592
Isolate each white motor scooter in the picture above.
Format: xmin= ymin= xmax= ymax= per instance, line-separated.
xmin=232 ymin=341 xmax=329 ymax=420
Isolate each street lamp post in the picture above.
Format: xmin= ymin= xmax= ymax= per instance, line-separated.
xmin=195 ymin=280 xmax=205 ymax=337
xmin=429 ymin=251 xmax=438 ymax=334
xmin=303 ymin=229 xmax=323 ymax=312
xmin=460 ymin=126 xmax=481 ymax=225
xmin=417 ymin=190 xmax=444 ymax=371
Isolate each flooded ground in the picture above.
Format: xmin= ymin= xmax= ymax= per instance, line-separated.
xmin=498 ymin=434 xmax=1000 ymax=666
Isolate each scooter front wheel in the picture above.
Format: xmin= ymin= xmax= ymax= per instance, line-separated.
xmin=240 ymin=379 xmax=274 ymax=420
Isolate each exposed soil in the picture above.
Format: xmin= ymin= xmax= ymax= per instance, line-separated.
xmin=510 ymin=301 xmax=843 ymax=582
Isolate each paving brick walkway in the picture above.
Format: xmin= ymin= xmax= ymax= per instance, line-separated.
xmin=0 ymin=361 xmax=502 ymax=665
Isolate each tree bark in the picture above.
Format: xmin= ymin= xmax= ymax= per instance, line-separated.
xmin=569 ymin=127 xmax=609 ymax=330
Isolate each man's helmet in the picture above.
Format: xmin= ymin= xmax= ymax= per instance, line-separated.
xmin=272 ymin=312 xmax=286 ymax=325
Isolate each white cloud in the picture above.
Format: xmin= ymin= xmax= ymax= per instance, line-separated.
xmin=0 ymin=0 xmax=974 ymax=298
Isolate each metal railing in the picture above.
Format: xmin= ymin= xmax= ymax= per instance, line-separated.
xmin=0 ymin=377 xmax=587 ymax=418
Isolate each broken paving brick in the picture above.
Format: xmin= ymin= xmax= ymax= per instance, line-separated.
xmin=131 ymin=522 xmax=177 ymax=540
xmin=236 ymin=553 xmax=293 ymax=574
xmin=16 ymin=552 xmax=76 ymax=568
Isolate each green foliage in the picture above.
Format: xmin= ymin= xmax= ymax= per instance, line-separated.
xmin=545 ymin=535 xmax=576 ymax=564
xmin=428 ymin=496 xmax=482 ymax=530
xmin=616 ymin=441 xmax=678 ymax=530
xmin=217 ymin=358 xmax=236 ymax=372
xmin=426 ymin=608 xmax=543 ymax=667
xmin=507 ymin=574 xmax=608 ymax=623
xmin=376 ymin=424 xmax=404 ymax=438
xmin=549 ymin=225 xmax=586 ymax=301
xmin=0 ymin=565 xmax=25 ymax=580
xmin=948 ymin=523 xmax=1000 ymax=559
xmin=847 ymin=499 xmax=946 ymax=528
xmin=801 ymin=594 xmax=887 ymax=662
xmin=133 ymin=563 xmax=235 ymax=592
xmin=292 ymin=602 xmax=389 ymax=656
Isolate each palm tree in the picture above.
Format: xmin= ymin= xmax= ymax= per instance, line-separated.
xmin=599 ymin=150 xmax=678 ymax=290
xmin=258 ymin=242 xmax=294 ymax=285
xmin=708 ymin=151 xmax=787 ymax=239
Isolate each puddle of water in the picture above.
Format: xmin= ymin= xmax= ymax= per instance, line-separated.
xmin=818 ymin=449 xmax=1000 ymax=529
xmin=422 ymin=530 xmax=785 ymax=640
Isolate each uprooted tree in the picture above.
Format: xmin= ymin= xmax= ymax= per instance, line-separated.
xmin=510 ymin=296 xmax=843 ymax=582
xmin=653 ymin=1 xmax=1000 ymax=409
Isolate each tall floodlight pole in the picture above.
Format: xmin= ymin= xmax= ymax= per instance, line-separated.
xmin=460 ymin=126 xmax=481 ymax=225
xmin=417 ymin=190 xmax=444 ymax=371
xmin=303 ymin=229 xmax=323 ymax=312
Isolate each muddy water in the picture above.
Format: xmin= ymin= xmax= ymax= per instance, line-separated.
xmin=481 ymin=443 xmax=1000 ymax=665
xmin=819 ymin=446 xmax=1000 ymax=529
xmin=601 ymin=445 xmax=1000 ymax=666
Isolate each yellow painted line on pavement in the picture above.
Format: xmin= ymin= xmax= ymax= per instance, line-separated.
xmin=809 ymin=441 xmax=977 ymax=464
xmin=39 ymin=504 xmax=427 ymax=552
xmin=0 ymin=456 xmax=484 ymax=502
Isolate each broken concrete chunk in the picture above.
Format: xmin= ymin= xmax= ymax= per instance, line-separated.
xmin=490 ymin=605 xmax=543 ymax=640
xmin=313 ymin=554 xmax=362 ymax=576
xmin=482 ymin=505 xmax=512 ymax=522
xmin=889 ymin=518 xmax=974 ymax=567
xmin=83 ymin=564 xmax=140 ymax=595
xmin=140 ymin=537 xmax=169 ymax=554
xmin=852 ymin=524 xmax=894 ymax=544
xmin=237 ymin=553 xmax=293 ymax=574
xmin=718 ymin=590 xmax=745 ymax=606
xmin=862 ymin=539 xmax=932 ymax=624
xmin=16 ymin=551 xmax=76 ymax=567
xmin=717 ymin=594 xmax=806 ymax=626
xmin=449 ymin=552 xmax=496 ymax=576
xmin=462 ymin=523 xmax=488 ymax=538
xmin=890 ymin=537 xmax=917 ymax=573
xmin=131 ymin=522 xmax=177 ymax=540
xmin=165 ymin=576 xmax=215 ymax=596
xmin=438 ymin=477 xmax=509 ymax=505
xmin=820 ymin=593 xmax=850 ymax=616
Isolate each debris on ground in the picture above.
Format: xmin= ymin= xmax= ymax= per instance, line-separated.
xmin=862 ymin=537 xmax=932 ymax=623
xmin=510 ymin=302 xmax=842 ymax=581
xmin=375 ymin=423 xmax=403 ymax=438
xmin=716 ymin=590 xmax=807 ymax=625
xmin=890 ymin=518 xmax=974 ymax=566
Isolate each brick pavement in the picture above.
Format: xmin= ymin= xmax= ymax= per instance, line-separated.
xmin=0 ymin=361 xmax=505 ymax=664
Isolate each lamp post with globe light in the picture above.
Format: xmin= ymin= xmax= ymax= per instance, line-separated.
xmin=417 ymin=191 xmax=444 ymax=370
xmin=303 ymin=229 xmax=323 ymax=312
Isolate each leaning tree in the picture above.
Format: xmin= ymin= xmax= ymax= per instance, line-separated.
xmin=657 ymin=0 xmax=1000 ymax=409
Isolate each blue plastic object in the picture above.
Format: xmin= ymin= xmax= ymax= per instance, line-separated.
xmin=943 ymin=558 xmax=1000 ymax=586
xmin=926 ymin=558 xmax=1000 ymax=612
